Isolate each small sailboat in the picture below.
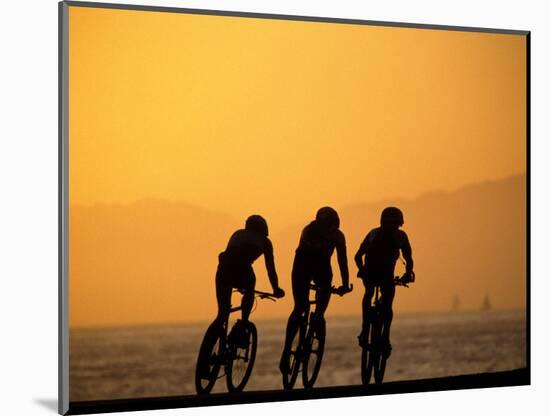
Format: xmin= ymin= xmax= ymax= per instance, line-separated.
xmin=481 ymin=293 xmax=492 ymax=311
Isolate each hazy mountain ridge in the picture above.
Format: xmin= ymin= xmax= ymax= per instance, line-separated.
xmin=264 ymin=174 xmax=526 ymax=317
xmin=338 ymin=174 xmax=526 ymax=314
xmin=70 ymin=199 xmax=240 ymax=327
xmin=70 ymin=174 xmax=526 ymax=327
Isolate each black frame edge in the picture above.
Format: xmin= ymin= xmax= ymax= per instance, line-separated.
xmin=63 ymin=0 xmax=529 ymax=36
xmin=59 ymin=1 xmax=70 ymax=415
xmin=59 ymin=1 xmax=532 ymax=414
xmin=67 ymin=369 xmax=529 ymax=415
xmin=525 ymin=32 xmax=531 ymax=385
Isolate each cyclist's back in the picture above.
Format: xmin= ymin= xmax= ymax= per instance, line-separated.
xmin=220 ymin=228 xmax=273 ymax=278
xmin=359 ymin=226 xmax=410 ymax=283
xmin=294 ymin=220 xmax=345 ymax=285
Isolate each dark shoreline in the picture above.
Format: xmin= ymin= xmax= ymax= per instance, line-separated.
xmin=67 ymin=368 xmax=528 ymax=415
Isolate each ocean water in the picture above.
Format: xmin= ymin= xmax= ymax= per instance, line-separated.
xmin=70 ymin=310 xmax=526 ymax=401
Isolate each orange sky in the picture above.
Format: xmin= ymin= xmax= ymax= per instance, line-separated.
xmin=68 ymin=6 xmax=527 ymax=327
xmin=69 ymin=6 xmax=525 ymax=226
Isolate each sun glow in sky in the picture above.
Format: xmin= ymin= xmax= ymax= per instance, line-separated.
xmin=68 ymin=6 xmax=526 ymax=327
xmin=69 ymin=7 xmax=526 ymax=225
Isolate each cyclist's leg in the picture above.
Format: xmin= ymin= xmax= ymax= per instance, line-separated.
xmin=239 ymin=267 xmax=256 ymax=323
xmin=362 ymin=280 xmax=375 ymax=325
xmin=312 ymin=275 xmax=332 ymax=329
xmin=360 ymin=279 xmax=375 ymax=345
xmin=280 ymin=263 xmax=309 ymax=371
xmin=285 ymin=271 xmax=309 ymax=347
xmin=379 ymin=278 xmax=396 ymax=351
xmin=213 ymin=265 xmax=231 ymax=327
xmin=198 ymin=267 xmax=230 ymax=377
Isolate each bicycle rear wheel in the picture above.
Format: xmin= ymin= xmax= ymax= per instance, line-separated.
xmin=302 ymin=314 xmax=325 ymax=389
xmin=360 ymin=316 xmax=377 ymax=385
xmin=282 ymin=325 xmax=302 ymax=390
xmin=195 ymin=324 xmax=224 ymax=394
xmin=226 ymin=321 xmax=258 ymax=392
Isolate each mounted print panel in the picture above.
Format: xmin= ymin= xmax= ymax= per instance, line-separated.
xmin=59 ymin=1 xmax=529 ymax=414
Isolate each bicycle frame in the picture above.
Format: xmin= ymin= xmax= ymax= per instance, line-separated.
xmin=304 ymin=284 xmax=320 ymax=318
xmin=220 ymin=289 xmax=276 ymax=357
xmin=282 ymin=283 xmax=349 ymax=389
xmin=295 ymin=284 xmax=332 ymax=350
xmin=306 ymin=284 xmax=340 ymax=313
xmin=370 ymin=276 xmax=410 ymax=317
xmin=294 ymin=285 xmax=321 ymax=360
xmin=361 ymin=276 xmax=410 ymax=385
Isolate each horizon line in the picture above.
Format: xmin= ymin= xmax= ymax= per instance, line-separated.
xmin=69 ymin=306 xmax=526 ymax=331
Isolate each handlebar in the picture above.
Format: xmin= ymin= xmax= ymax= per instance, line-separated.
xmin=309 ymin=283 xmax=354 ymax=296
xmin=254 ymin=290 xmax=279 ymax=301
xmin=394 ymin=278 xmax=409 ymax=288
xmin=394 ymin=271 xmax=415 ymax=288
xmin=233 ymin=289 xmax=279 ymax=301
xmin=333 ymin=283 xmax=354 ymax=296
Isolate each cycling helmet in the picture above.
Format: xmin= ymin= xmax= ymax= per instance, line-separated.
xmin=245 ymin=214 xmax=269 ymax=237
xmin=315 ymin=206 xmax=340 ymax=229
xmin=380 ymin=207 xmax=404 ymax=227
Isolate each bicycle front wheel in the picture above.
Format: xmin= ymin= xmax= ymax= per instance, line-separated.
xmin=373 ymin=322 xmax=388 ymax=384
xmin=195 ymin=324 xmax=224 ymax=395
xmin=302 ymin=315 xmax=325 ymax=389
xmin=226 ymin=321 xmax=258 ymax=392
xmin=360 ymin=317 xmax=376 ymax=385
xmin=282 ymin=324 xmax=303 ymax=390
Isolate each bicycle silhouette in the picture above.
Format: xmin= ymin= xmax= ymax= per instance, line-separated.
xmin=281 ymin=283 xmax=352 ymax=389
xmin=195 ymin=289 xmax=278 ymax=394
xmin=360 ymin=273 xmax=414 ymax=385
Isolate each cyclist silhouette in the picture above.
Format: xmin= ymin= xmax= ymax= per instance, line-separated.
xmin=280 ymin=207 xmax=352 ymax=373
xmin=211 ymin=215 xmax=285 ymax=336
xmin=355 ymin=207 xmax=414 ymax=356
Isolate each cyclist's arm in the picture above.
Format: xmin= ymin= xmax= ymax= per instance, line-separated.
xmin=354 ymin=236 xmax=368 ymax=271
xmin=335 ymin=231 xmax=350 ymax=288
xmin=401 ymin=232 xmax=414 ymax=274
xmin=263 ymin=238 xmax=281 ymax=290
